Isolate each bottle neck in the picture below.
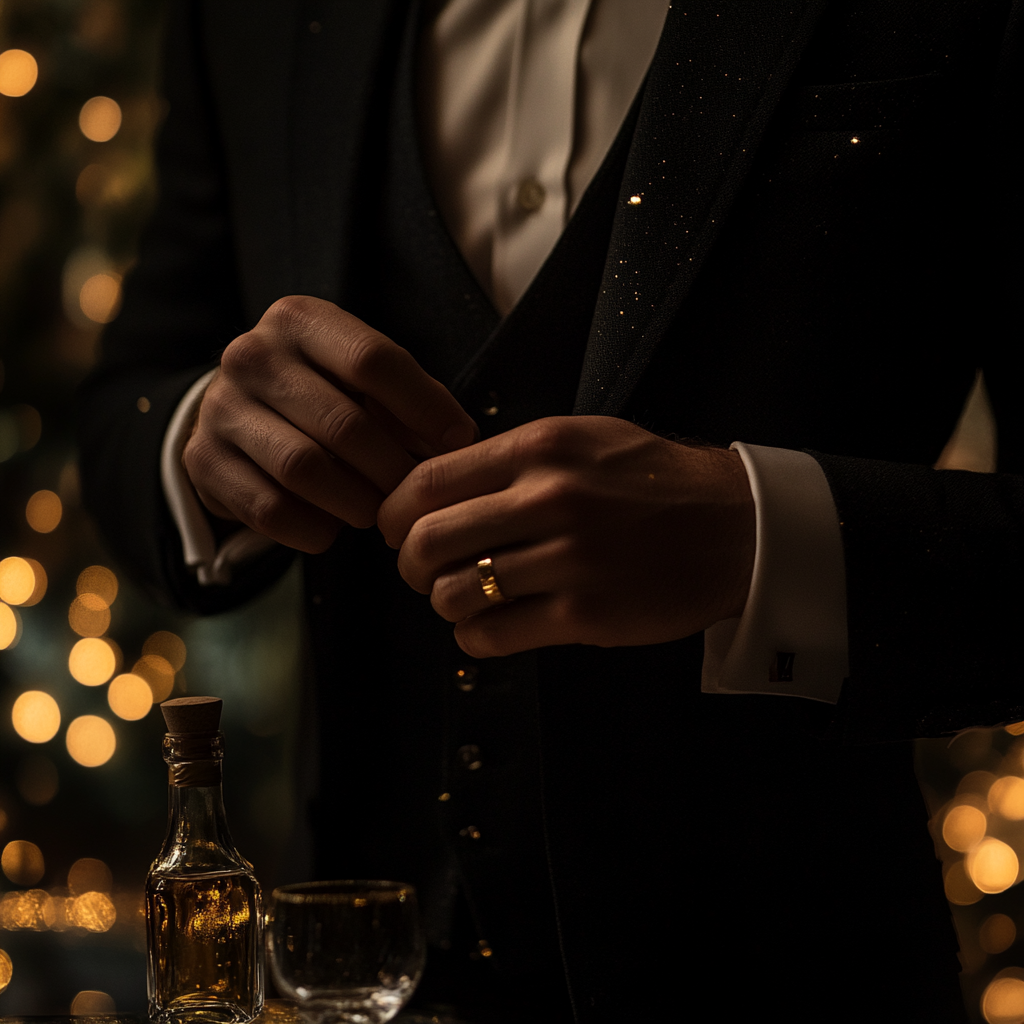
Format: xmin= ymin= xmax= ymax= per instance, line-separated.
xmin=152 ymin=732 xmax=246 ymax=875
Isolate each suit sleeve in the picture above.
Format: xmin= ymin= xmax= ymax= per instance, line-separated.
xmin=75 ymin=0 xmax=293 ymax=614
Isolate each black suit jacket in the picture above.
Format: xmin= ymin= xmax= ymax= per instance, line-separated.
xmin=78 ymin=2 xmax=1022 ymax=1020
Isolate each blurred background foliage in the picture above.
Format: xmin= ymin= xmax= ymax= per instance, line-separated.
xmin=0 ymin=1 xmax=1020 ymax=1021
xmin=0 ymin=0 xmax=303 ymax=1014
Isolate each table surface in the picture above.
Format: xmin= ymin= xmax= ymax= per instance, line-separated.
xmin=0 ymin=1000 xmax=470 ymax=1024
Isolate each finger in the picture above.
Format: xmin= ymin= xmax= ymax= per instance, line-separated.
xmin=260 ymin=297 xmax=479 ymax=454
xmin=453 ymin=594 xmax=585 ymax=659
xmin=189 ymin=445 xmax=341 ymax=553
xmin=218 ymin=337 xmax=418 ymax=495
xmin=430 ymin=541 xmax=567 ymax=622
xmin=188 ymin=403 xmax=384 ymax=529
xmin=379 ymin=434 xmax=525 ymax=547
xmin=395 ymin=489 xmax=543 ymax=593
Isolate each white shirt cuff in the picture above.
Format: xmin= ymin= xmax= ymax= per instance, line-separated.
xmin=159 ymin=369 xmax=277 ymax=586
xmin=702 ymin=443 xmax=849 ymax=704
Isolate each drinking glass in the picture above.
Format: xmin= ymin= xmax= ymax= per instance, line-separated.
xmin=267 ymin=880 xmax=426 ymax=1024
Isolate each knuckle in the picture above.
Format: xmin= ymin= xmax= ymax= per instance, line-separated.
xmin=341 ymin=327 xmax=395 ymax=385
xmin=220 ymin=330 xmax=273 ymax=382
xmin=403 ymin=514 xmax=445 ymax=568
xmin=244 ymin=489 xmax=288 ymax=536
xmin=518 ymin=417 xmax=575 ymax=463
xmin=265 ymin=294 xmax=320 ymax=334
xmin=272 ymin=438 xmax=322 ymax=489
xmin=318 ymin=402 xmax=367 ymax=452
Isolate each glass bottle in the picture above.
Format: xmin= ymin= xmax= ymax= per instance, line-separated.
xmin=146 ymin=696 xmax=264 ymax=1023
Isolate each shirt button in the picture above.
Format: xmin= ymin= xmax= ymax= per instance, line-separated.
xmin=458 ymin=744 xmax=482 ymax=770
xmin=516 ymin=177 xmax=546 ymax=213
xmin=455 ymin=666 xmax=478 ymax=692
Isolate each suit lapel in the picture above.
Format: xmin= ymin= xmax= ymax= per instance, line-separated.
xmin=576 ymin=0 xmax=828 ymax=417
xmin=290 ymin=1 xmax=410 ymax=302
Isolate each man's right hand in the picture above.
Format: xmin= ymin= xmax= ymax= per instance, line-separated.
xmin=182 ymin=296 xmax=479 ymax=553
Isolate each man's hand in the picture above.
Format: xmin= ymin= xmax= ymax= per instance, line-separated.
xmin=182 ymin=296 xmax=479 ymax=552
xmin=377 ymin=416 xmax=756 ymax=657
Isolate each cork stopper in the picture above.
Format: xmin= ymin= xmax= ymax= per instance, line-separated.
xmin=161 ymin=696 xmax=222 ymax=734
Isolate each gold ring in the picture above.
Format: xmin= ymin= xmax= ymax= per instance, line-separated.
xmin=476 ymin=557 xmax=507 ymax=605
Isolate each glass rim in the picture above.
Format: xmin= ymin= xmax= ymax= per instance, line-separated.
xmin=271 ymin=879 xmax=416 ymax=903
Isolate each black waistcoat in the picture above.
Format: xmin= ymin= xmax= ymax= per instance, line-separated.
xmin=302 ymin=0 xmax=642 ymax=990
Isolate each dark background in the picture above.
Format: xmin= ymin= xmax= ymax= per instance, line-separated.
xmin=0 ymin=2 xmax=1017 ymax=1021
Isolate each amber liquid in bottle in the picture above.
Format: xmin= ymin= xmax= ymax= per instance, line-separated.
xmin=146 ymin=707 xmax=264 ymax=1023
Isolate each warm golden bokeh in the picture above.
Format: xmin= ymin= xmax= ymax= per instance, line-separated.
xmin=79 ymin=272 xmax=122 ymax=323
xmin=943 ymin=803 xmax=988 ymax=852
xmin=989 ymin=776 xmax=1024 ymax=820
xmin=0 ymin=948 xmax=11 ymax=994
xmin=1 ymin=840 xmax=45 ymax=886
xmin=143 ymin=630 xmax=187 ymax=672
xmin=77 ymin=564 xmax=118 ymax=607
xmin=980 ymin=914 xmax=1018 ymax=955
xmin=71 ymin=990 xmax=116 ymax=1014
xmin=42 ymin=894 xmax=72 ymax=932
xmin=16 ymin=753 xmax=59 ymax=806
xmin=983 ymin=975 xmax=1024 ymax=1024
xmin=0 ymin=49 xmax=38 ymax=97
xmin=69 ymin=892 xmax=117 ymax=933
xmin=79 ymin=96 xmax=122 ymax=142
xmin=68 ymin=593 xmax=112 ymax=637
xmin=107 ymin=672 xmax=153 ymax=720
xmin=0 ymin=603 xmax=20 ymax=650
xmin=944 ymin=860 xmax=984 ymax=906
xmin=25 ymin=489 xmax=62 ymax=533
xmin=967 ymin=838 xmax=1019 ymax=895
xmin=68 ymin=637 xmax=116 ymax=686
xmin=66 ymin=715 xmax=116 ymax=767
xmin=0 ymin=556 xmax=38 ymax=606
xmin=134 ymin=653 xmax=175 ymax=702
xmin=68 ymin=857 xmax=113 ymax=895
xmin=11 ymin=690 xmax=61 ymax=743
xmin=0 ymin=890 xmax=48 ymax=930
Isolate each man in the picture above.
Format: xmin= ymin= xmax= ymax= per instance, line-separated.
xmin=78 ymin=2 xmax=1021 ymax=1021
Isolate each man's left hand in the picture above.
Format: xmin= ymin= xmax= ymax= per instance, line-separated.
xmin=377 ymin=416 xmax=756 ymax=657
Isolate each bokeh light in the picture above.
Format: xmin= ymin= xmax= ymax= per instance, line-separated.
xmin=69 ymin=892 xmax=116 ymax=932
xmin=107 ymin=672 xmax=153 ymax=720
xmin=25 ymin=489 xmax=62 ymax=533
xmin=71 ymin=990 xmax=116 ymax=1014
xmin=943 ymin=803 xmax=988 ymax=852
xmin=11 ymin=691 xmax=61 ymax=743
xmin=944 ymin=860 xmax=984 ymax=906
xmin=69 ymin=593 xmax=111 ymax=637
xmin=980 ymin=914 xmax=1018 ymax=955
xmin=967 ymin=838 xmax=1019 ymax=894
xmin=68 ymin=637 xmax=116 ymax=685
xmin=77 ymin=564 xmax=118 ymax=607
xmin=0 ymin=948 xmax=11 ymax=994
xmin=0 ymin=603 xmax=20 ymax=650
xmin=79 ymin=96 xmax=122 ymax=142
xmin=0 ymin=891 xmax=48 ymax=930
xmin=68 ymin=857 xmax=112 ymax=895
xmin=143 ymin=630 xmax=187 ymax=672
xmin=134 ymin=653 xmax=175 ymax=702
xmin=79 ymin=272 xmax=122 ymax=323
xmin=16 ymin=754 xmax=58 ymax=806
xmin=990 ymin=776 xmax=1024 ymax=820
xmin=66 ymin=715 xmax=116 ymax=767
xmin=0 ymin=556 xmax=41 ymax=606
xmin=983 ymin=974 xmax=1024 ymax=1024
xmin=2 ymin=840 xmax=45 ymax=886
xmin=0 ymin=49 xmax=38 ymax=97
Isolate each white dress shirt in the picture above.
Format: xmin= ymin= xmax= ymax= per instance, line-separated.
xmin=163 ymin=0 xmax=855 ymax=704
